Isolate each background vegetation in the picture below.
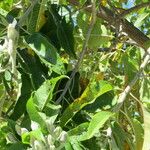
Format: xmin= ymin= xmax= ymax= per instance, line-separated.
xmin=0 ymin=0 xmax=150 ymax=149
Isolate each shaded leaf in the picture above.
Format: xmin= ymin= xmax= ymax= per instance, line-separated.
xmin=111 ymin=122 xmax=135 ymax=150
xmin=27 ymin=0 xmax=47 ymax=33
xmin=49 ymin=5 xmax=76 ymax=58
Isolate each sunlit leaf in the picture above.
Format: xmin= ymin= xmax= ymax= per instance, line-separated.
xmin=25 ymin=32 xmax=65 ymax=74
xmin=68 ymin=122 xmax=89 ymax=137
xmin=60 ymin=80 xmax=113 ymax=127
xmin=134 ymin=12 xmax=149 ymax=28
xmin=26 ymin=96 xmax=46 ymax=128
xmin=25 ymin=33 xmax=57 ymax=64
xmin=111 ymin=122 xmax=135 ymax=150
xmin=132 ymin=119 xmax=144 ymax=150
xmin=33 ymin=75 xmax=67 ymax=111
xmin=79 ymin=111 xmax=113 ymax=141
xmin=142 ymin=107 xmax=150 ymax=150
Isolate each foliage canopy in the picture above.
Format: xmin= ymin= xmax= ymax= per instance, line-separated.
xmin=0 ymin=0 xmax=150 ymax=149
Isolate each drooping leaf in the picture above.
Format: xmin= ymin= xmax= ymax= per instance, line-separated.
xmin=57 ymin=18 xmax=76 ymax=58
xmin=33 ymin=75 xmax=67 ymax=111
xmin=27 ymin=0 xmax=47 ymax=33
xmin=25 ymin=32 xmax=57 ymax=64
xmin=49 ymin=5 xmax=76 ymax=58
xmin=134 ymin=12 xmax=149 ymax=28
xmin=25 ymin=32 xmax=65 ymax=74
xmin=111 ymin=122 xmax=135 ymax=150
xmin=60 ymin=80 xmax=113 ymax=127
xmin=79 ymin=111 xmax=113 ymax=141
xmin=10 ymin=72 xmax=32 ymax=120
xmin=142 ymin=107 xmax=150 ymax=150
xmin=18 ymin=49 xmax=47 ymax=89
xmin=132 ymin=119 xmax=144 ymax=150
xmin=26 ymin=96 xmax=46 ymax=129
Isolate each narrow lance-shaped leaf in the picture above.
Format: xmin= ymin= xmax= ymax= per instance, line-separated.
xmin=142 ymin=107 xmax=150 ymax=150
xmin=33 ymin=75 xmax=68 ymax=111
xmin=25 ymin=33 xmax=66 ymax=74
xmin=27 ymin=0 xmax=47 ymax=33
xmin=26 ymin=96 xmax=46 ymax=128
xmin=60 ymin=80 xmax=113 ymax=127
xmin=25 ymin=33 xmax=57 ymax=64
xmin=132 ymin=119 xmax=144 ymax=150
xmin=79 ymin=111 xmax=113 ymax=141
xmin=49 ymin=5 xmax=76 ymax=58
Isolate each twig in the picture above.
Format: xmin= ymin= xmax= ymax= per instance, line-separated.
xmin=67 ymin=0 xmax=150 ymax=50
xmin=18 ymin=0 xmax=39 ymax=26
xmin=55 ymin=0 xmax=97 ymax=104
xmin=119 ymin=2 xmax=150 ymax=17
xmin=0 ymin=91 xmax=6 ymax=117
xmin=113 ymin=48 xmax=150 ymax=112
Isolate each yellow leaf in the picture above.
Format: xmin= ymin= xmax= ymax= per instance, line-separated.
xmin=27 ymin=48 xmax=35 ymax=56
xmin=95 ymin=72 xmax=104 ymax=81
xmin=101 ymin=0 xmax=107 ymax=6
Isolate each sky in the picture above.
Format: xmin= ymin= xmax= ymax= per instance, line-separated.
xmin=123 ymin=0 xmax=135 ymax=8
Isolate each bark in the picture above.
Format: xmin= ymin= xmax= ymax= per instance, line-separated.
xmin=67 ymin=0 xmax=150 ymax=50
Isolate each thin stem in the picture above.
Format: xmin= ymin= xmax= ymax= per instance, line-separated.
xmin=119 ymin=2 xmax=150 ymax=17
xmin=0 ymin=91 xmax=6 ymax=117
xmin=56 ymin=0 xmax=97 ymax=104
xmin=18 ymin=0 xmax=39 ymax=27
xmin=113 ymin=48 xmax=150 ymax=112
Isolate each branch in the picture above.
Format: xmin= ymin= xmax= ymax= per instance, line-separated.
xmin=67 ymin=0 xmax=150 ymax=50
xmin=55 ymin=0 xmax=97 ymax=104
xmin=119 ymin=2 xmax=150 ymax=17
xmin=18 ymin=0 xmax=39 ymax=26
xmin=113 ymin=48 xmax=150 ymax=112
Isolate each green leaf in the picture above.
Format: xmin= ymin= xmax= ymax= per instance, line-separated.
xmin=132 ymin=119 xmax=144 ymax=150
xmin=142 ymin=107 xmax=150 ymax=150
xmin=57 ymin=18 xmax=76 ymax=58
xmin=77 ymin=12 xmax=112 ymax=48
xmin=111 ymin=122 xmax=135 ymax=150
xmin=60 ymin=80 xmax=113 ymax=127
xmin=22 ymin=129 xmax=44 ymax=144
xmin=25 ymin=32 xmax=57 ymax=64
xmin=122 ymin=52 xmax=138 ymax=82
xmin=68 ymin=122 xmax=89 ymax=137
xmin=10 ymin=72 xmax=32 ymax=120
xmin=33 ymin=75 xmax=67 ymax=111
xmin=25 ymin=33 xmax=66 ymax=74
xmin=134 ymin=12 xmax=149 ymax=28
xmin=26 ymin=96 xmax=46 ymax=128
xmin=79 ymin=111 xmax=113 ymax=141
xmin=49 ymin=5 xmax=76 ymax=58
xmin=27 ymin=0 xmax=47 ymax=33
xmin=69 ymin=137 xmax=83 ymax=150
xmin=140 ymin=77 xmax=150 ymax=102
xmin=7 ymin=142 xmax=27 ymax=150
